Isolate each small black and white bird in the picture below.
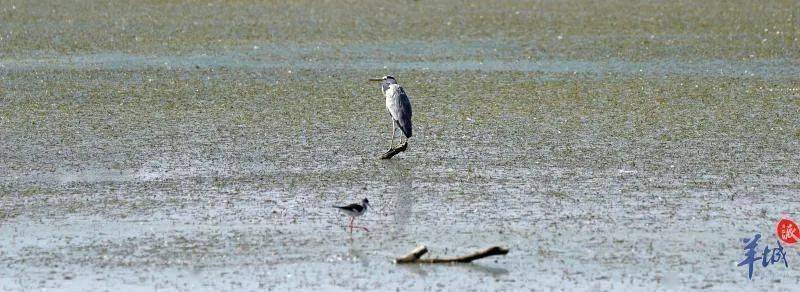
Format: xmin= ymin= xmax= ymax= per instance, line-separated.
xmin=333 ymin=198 xmax=370 ymax=232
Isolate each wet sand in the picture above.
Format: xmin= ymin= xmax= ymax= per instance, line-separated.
xmin=1 ymin=0 xmax=800 ymax=290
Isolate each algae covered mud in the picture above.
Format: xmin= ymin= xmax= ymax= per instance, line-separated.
xmin=1 ymin=0 xmax=799 ymax=290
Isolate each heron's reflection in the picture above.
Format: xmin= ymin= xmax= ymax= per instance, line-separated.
xmin=384 ymin=162 xmax=416 ymax=233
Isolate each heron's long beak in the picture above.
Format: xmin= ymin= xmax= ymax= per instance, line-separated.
xmin=368 ymin=78 xmax=383 ymax=81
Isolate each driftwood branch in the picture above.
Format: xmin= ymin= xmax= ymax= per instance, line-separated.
xmin=394 ymin=245 xmax=509 ymax=264
xmin=380 ymin=141 xmax=408 ymax=159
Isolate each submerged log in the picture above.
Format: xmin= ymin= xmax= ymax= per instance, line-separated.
xmin=394 ymin=245 xmax=509 ymax=264
xmin=380 ymin=141 xmax=408 ymax=160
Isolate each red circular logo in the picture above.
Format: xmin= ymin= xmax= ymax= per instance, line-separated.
xmin=776 ymin=218 xmax=800 ymax=245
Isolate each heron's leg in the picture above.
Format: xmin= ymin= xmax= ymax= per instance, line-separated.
xmin=396 ymin=131 xmax=406 ymax=147
xmin=388 ymin=119 xmax=396 ymax=150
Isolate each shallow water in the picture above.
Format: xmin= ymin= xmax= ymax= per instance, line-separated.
xmin=3 ymin=50 xmax=798 ymax=79
xmin=2 ymin=0 xmax=800 ymax=291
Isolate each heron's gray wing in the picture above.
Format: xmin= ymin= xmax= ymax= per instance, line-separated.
xmin=394 ymin=86 xmax=413 ymax=138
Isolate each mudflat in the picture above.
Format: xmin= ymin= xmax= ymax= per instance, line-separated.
xmin=1 ymin=0 xmax=799 ymax=290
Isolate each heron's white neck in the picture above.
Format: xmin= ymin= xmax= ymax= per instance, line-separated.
xmin=384 ymin=84 xmax=400 ymax=98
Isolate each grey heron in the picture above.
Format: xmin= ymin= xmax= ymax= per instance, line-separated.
xmin=369 ymin=75 xmax=413 ymax=151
